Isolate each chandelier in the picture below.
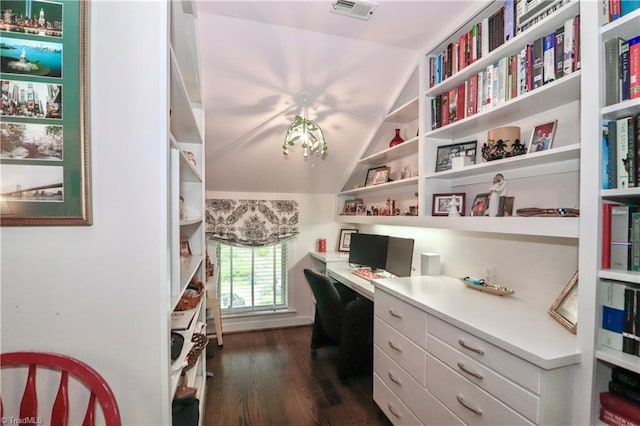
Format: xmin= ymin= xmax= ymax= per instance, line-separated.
xmin=282 ymin=93 xmax=327 ymax=158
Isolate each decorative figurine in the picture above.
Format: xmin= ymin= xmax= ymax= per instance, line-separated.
xmin=447 ymin=197 xmax=461 ymax=216
xmin=488 ymin=173 xmax=507 ymax=217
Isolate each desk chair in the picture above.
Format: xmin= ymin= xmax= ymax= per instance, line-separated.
xmin=0 ymin=351 xmax=121 ymax=426
xmin=303 ymin=269 xmax=374 ymax=382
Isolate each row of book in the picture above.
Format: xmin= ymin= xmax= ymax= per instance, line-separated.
xmin=603 ymin=115 xmax=640 ymax=190
xmin=604 ymin=34 xmax=640 ymax=107
xmin=430 ymin=15 xmax=580 ymax=130
xmin=604 ymin=0 xmax=640 ymax=25
xmin=427 ymin=0 xmax=574 ymax=87
xmin=602 ymin=204 xmax=640 ymax=271
xmin=601 ymin=280 xmax=640 ymax=358
xmin=600 ymin=367 xmax=640 ymax=426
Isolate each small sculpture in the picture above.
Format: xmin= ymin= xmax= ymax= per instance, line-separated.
xmin=488 ymin=173 xmax=508 ymax=217
xmin=447 ymin=197 xmax=461 ymax=217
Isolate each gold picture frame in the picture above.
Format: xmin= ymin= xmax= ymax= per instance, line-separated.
xmin=549 ymin=271 xmax=578 ymax=334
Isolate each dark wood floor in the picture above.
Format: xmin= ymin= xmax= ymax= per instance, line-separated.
xmin=203 ymin=326 xmax=392 ymax=426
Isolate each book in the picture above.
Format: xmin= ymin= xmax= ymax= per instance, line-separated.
xmin=532 ymin=36 xmax=544 ymax=89
xmin=599 ymin=405 xmax=640 ymax=426
xmin=611 ymin=0 xmax=622 ymax=21
xmin=611 ymin=380 xmax=640 ymax=405
xmin=573 ymin=14 xmax=581 ymax=71
xmin=457 ymin=84 xmax=466 ymax=121
xmin=623 ymin=288 xmax=637 ymax=354
xmin=170 ymin=306 xmax=199 ymax=331
xmin=485 ymin=64 xmax=494 ymax=107
xmin=605 ymin=37 xmax=621 ymax=106
xmin=604 ymin=121 xmax=611 ymax=190
xmin=617 ymin=117 xmax=630 ymax=189
xmin=466 ymin=74 xmax=478 ymax=116
xmin=630 ymin=36 xmax=640 ymax=99
xmin=602 ymin=281 xmax=626 ymax=348
xmin=449 ymin=89 xmax=458 ymax=123
xmin=555 ymin=26 xmax=565 ymax=80
xmin=637 ymin=114 xmax=640 ymax=185
xmin=621 ymin=0 xmax=640 ymax=16
xmin=611 ymin=205 xmax=632 ymax=270
xmin=563 ymin=16 xmax=574 ymax=75
xmin=632 ymin=211 xmax=640 ymax=270
xmin=604 ymin=203 xmax=618 ymax=268
xmin=543 ymin=32 xmax=556 ymax=84
xmin=629 ymin=116 xmax=637 ymax=188
xmin=441 ymin=92 xmax=450 ymax=126
xmin=622 ymin=39 xmax=631 ymax=101
xmin=612 ymin=366 xmax=640 ymax=390
xmin=601 ymin=391 xmax=640 ymax=423
xmin=519 ymin=46 xmax=528 ymax=96
xmin=609 ymin=120 xmax=619 ymax=189
xmin=504 ymin=0 xmax=515 ymax=42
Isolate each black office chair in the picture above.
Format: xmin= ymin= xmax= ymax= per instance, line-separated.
xmin=303 ymin=268 xmax=374 ymax=382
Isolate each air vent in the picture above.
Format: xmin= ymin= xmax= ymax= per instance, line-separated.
xmin=330 ymin=0 xmax=377 ymax=21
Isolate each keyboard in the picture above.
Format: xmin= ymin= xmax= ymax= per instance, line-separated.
xmin=352 ymin=268 xmax=383 ymax=282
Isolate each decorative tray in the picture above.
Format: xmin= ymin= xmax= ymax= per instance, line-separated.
xmin=463 ymin=280 xmax=514 ymax=296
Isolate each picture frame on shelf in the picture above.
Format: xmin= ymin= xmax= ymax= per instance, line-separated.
xmin=1 ymin=1 xmax=91 ymax=226
xmin=355 ymin=204 xmax=366 ymax=216
xmin=528 ymin=120 xmax=557 ymax=153
xmin=432 ymin=193 xmax=466 ymax=216
xmin=342 ymin=199 xmax=363 ymax=215
xmin=548 ymin=271 xmax=578 ymax=334
xmin=372 ymin=167 xmax=391 ymax=185
xmin=338 ymin=229 xmax=358 ymax=252
xmin=435 ymin=141 xmax=477 ymax=172
xmin=470 ymin=193 xmax=490 ymax=216
xmin=498 ymin=196 xmax=515 ymax=217
xmin=365 ymin=166 xmax=388 ymax=187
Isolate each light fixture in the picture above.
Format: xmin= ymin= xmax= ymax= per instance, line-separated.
xmin=283 ymin=92 xmax=327 ymax=158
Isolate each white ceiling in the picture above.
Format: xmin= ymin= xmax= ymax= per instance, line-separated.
xmin=194 ymin=1 xmax=485 ymax=194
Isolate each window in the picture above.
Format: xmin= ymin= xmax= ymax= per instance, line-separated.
xmin=216 ymin=242 xmax=288 ymax=314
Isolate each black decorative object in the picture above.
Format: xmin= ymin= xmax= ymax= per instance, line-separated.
xmin=481 ymin=126 xmax=526 ymax=161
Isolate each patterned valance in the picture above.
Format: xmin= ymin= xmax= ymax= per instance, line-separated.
xmin=205 ymin=199 xmax=299 ymax=247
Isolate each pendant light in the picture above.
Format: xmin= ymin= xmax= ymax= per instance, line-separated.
xmin=283 ymin=92 xmax=327 ymax=158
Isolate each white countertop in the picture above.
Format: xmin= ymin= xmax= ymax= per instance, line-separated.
xmin=326 ymin=262 xmax=377 ymax=300
xmin=309 ymin=251 xmax=350 ymax=263
xmin=372 ymin=275 xmax=581 ymax=370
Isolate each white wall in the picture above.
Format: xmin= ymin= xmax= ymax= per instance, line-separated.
xmin=358 ymin=224 xmax=578 ymax=308
xmin=206 ymin=191 xmax=340 ymax=332
xmin=1 ymin=2 xmax=172 ymax=424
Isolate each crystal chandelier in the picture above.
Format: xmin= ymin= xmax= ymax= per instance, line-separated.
xmin=282 ymin=93 xmax=327 ymax=158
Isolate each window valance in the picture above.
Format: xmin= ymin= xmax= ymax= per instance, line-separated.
xmin=205 ymin=199 xmax=299 ymax=247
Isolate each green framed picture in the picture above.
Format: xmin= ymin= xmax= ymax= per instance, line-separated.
xmin=0 ymin=0 xmax=91 ymax=226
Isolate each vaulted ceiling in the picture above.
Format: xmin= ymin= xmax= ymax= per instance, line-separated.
xmin=195 ymin=1 xmax=485 ymax=194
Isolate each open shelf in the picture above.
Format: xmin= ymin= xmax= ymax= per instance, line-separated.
xmin=339 ymin=176 xmax=419 ymax=197
xmin=386 ymin=96 xmax=419 ymax=123
xmin=359 ymin=137 xmax=419 ymax=164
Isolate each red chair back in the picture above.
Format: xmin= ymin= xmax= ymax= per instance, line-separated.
xmin=0 ymin=352 xmax=121 ymax=426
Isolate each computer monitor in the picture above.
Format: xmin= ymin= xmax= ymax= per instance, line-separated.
xmin=385 ymin=236 xmax=415 ymax=277
xmin=348 ymin=233 xmax=389 ymax=271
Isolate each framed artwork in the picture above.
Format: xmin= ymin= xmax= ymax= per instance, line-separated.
xmin=338 ymin=228 xmax=358 ymax=252
xmin=470 ymin=193 xmax=490 ymax=216
xmin=355 ymin=204 xmax=366 ymax=216
xmin=0 ymin=1 xmax=91 ymax=226
xmin=432 ymin=192 xmax=466 ymax=216
xmin=342 ymin=199 xmax=363 ymax=215
xmin=365 ymin=166 xmax=390 ymax=186
xmin=528 ymin=120 xmax=557 ymax=153
xmin=548 ymin=272 xmax=578 ymax=334
xmin=498 ymin=196 xmax=515 ymax=217
xmin=435 ymin=141 xmax=477 ymax=172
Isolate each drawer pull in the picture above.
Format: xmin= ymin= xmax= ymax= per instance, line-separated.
xmin=456 ymin=395 xmax=482 ymax=415
xmin=389 ymin=309 xmax=403 ymax=319
xmin=387 ymin=372 xmax=402 ymax=386
xmin=388 ymin=403 xmax=401 ymax=419
xmin=388 ymin=340 xmax=402 ymax=353
xmin=458 ymin=338 xmax=484 ymax=355
xmin=457 ymin=361 xmax=483 ymax=380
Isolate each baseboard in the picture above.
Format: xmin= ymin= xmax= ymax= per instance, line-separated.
xmin=218 ymin=314 xmax=313 ymax=334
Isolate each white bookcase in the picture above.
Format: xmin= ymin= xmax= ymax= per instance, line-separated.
xmin=169 ymin=1 xmax=207 ymax=423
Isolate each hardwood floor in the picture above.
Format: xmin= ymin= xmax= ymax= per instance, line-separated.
xmin=203 ymin=326 xmax=392 ymax=426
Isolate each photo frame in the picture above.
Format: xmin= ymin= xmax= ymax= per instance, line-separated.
xmin=355 ymin=204 xmax=366 ymax=216
xmin=338 ymin=229 xmax=358 ymax=252
xmin=528 ymin=120 xmax=557 ymax=153
xmin=365 ymin=166 xmax=390 ymax=187
xmin=342 ymin=199 xmax=363 ymax=215
xmin=1 ymin=1 xmax=91 ymax=226
xmin=432 ymin=192 xmax=466 ymax=216
xmin=548 ymin=271 xmax=578 ymax=334
xmin=435 ymin=141 xmax=477 ymax=172
xmin=470 ymin=193 xmax=490 ymax=216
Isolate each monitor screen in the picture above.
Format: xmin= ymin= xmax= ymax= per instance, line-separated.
xmin=385 ymin=236 xmax=415 ymax=277
xmin=348 ymin=233 xmax=389 ymax=271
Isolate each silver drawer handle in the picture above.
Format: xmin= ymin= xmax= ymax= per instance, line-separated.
xmin=388 ymin=340 xmax=402 ymax=353
xmin=388 ymin=403 xmax=401 ymax=418
xmin=457 ymin=395 xmax=483 ymax=415
xmin=458 ymin=338 xmax=484 ymax=355
xmin=457 ymin=361 xmax=484 ymax=380
xmin=389 ymin=309 xmax=403 ymax=319
xmin=388 ymin=371 xmax=402 ymax=386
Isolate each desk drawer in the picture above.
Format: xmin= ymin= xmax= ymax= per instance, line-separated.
xmin=427 ymin=354 xmax=534 ymax=426
xmin=375 ymin=317 xmax=426 ymax=385
xmin=374 ymin=374 xmax=422 ymax=426
xmin=428 ymin=315 xmax=541 ymax=394
xmin=375 ymin=290 xmax=427 ymax=349
xmin=375 ymin=347 xmax=463 ymax=425
xmin=428 ymin=334 xmax=540 ymax=423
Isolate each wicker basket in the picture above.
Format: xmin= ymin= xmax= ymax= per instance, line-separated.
xmin=175 ymin=278 xmax=204 ymax=311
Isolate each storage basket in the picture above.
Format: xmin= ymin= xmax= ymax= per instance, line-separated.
xmin=175 ymin=278 xmax=204 ymax=311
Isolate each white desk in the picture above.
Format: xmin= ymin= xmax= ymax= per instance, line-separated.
xmin=325 ymin=263 xmax=378 ymax=301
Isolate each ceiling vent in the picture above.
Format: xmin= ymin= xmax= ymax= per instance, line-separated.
xmin=330 ymin=0 xmax=377 ymax=21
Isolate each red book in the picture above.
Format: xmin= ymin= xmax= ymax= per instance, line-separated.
xmin=610 ymin=0 xmax=621 ymax=21
xmin=573 ymin=14 xmax=581 ymax=71
xmin=449 ymin=89 xmax=457 ymax=122
xmin=457 ymin=84 xmax=466 ymax=121
xmin=459 ymin=33 xmax=467 ymax=70
xmin=467 ymin=74 xmax=478 ymax=116
xmin=600 ymin=406 xmax=640 ymax=426
xmin=603 ymin=203 xmax=615 ymax=269
xmin=441 ymin=93 xmax=450 ymax=126
xmin=601 ymin=391 xmax=640 ymax=421
xmin=630 ymin=36 xmax=640 ymax=100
